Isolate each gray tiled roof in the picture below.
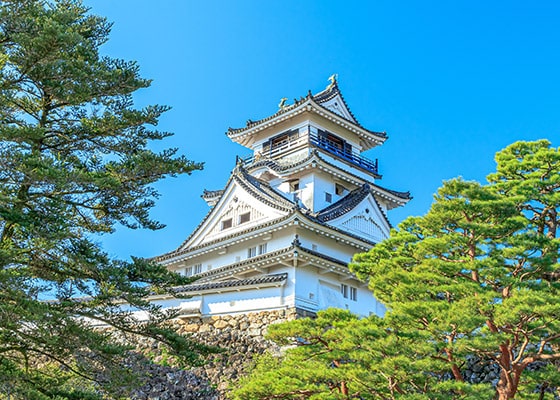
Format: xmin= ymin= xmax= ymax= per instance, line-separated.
xmin=226 ymin=82 xmax=386 ymax=139
xmin=315 ymin=184 xmax=372 ymax=222
xmin=234 ymin=166 xmax=295 ymax=212
xmin=172 ymin=273 xmax=288 ymax=294
xmin=201 ymin=189 xmax=224 ymax=199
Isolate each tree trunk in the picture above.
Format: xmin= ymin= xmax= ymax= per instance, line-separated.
xmin=495 ymin=366 xmax=522 ymax=400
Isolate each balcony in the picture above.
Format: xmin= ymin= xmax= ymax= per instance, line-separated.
xmin=243 ymin=129 xmax=379 ymax=176
xmin=308 ymin=133 xmax=379 ymax=175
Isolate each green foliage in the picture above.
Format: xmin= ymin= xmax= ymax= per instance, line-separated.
xmin=0 ymin=0 xmax=213 ymax=398
xmin=232 ymin=140 xmax=560 ymax=400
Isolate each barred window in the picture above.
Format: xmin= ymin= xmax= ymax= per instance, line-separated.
xmin=341 ymin=283 xmax=348 ymax=298
xmin=193 ymin=264 xmax=202 ymax=274
xmin=221 ymin=218 xmax=232 ymax=230
xmin=239 ymin=212 xmax=250 ymax=224
xmin=247 ymin=247 xmax=257 ymax=258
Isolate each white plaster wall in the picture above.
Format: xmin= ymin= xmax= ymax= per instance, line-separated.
xmin=312 ymin=171 xmax=338 ymax=212
xmin=151 ymin=263 xmax=297 ymax=317
xmin=311 ymin=171 xmax=369 ymax=212
xmin=200 ymin=264 xmax=296 ymax=315
xmin=298 ymin=173 xmax=314 ymax=210
xmin=169 ymin=226 xmax=299 ymax=275
xmin=296 ymin=231 xmax=358 ymax=263
xmin=295 ymin=266 xmax=385 ymax=317
xmin=204 ymin=287 xmax=286 ymax=315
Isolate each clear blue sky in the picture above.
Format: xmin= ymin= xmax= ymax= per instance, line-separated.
xmin=87 ymin=1 xmax=560 ymax=260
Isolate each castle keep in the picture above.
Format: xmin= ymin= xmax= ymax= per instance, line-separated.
xmin=151 ymin=77 xmax=410 ymax=319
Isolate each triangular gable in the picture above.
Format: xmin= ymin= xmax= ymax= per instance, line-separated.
xmin=316 ymin=92 xmax=357 ymax=123
xmin=181 ymin=175 xmax=290 ymax=249
xmin=324 ymin=193 xmax=391 ymax=244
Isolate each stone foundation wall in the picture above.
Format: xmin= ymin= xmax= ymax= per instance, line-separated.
xmin=132 ymin=308 xmax=300 ymax=399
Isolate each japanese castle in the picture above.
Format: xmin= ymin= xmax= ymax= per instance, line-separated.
xmin=153 ymin=77 xmax=410 ymax=318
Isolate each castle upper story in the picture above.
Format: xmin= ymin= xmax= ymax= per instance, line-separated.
xmin=210 ymin=76 xmax=406 ymax=214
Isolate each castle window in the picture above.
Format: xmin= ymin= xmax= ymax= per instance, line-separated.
xmin=221 ymin=218 xmax=232 ymax=230
xmin=268 ymin=129 xmax=299 ymax=151
xmin=248 ymin=247 xmax=257 ymax=258
xmin=335 ymin=183 xmax=348 ymax=196
xmin=258 ymin=243 xmax=267 ymax=255
xmin=350 ymin=287 xmax=357 ymax=301
xmin=290 ymin=180 xmax=299 ymax=192
xmin=193 ymin=263 xmax=202 ymax=275
xmin=184 ymin=266 xmax=193 ymax=277
xmin=341 ymin=283 xmax=349 ymax=298
xmin=239 ymin=212 xmax=250 ymax=224
xmin=325 ymin=192 xmax=332 ymax=203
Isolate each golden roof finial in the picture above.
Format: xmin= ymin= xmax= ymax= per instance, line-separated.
xmin=327 ymin=74 xmax=338 ymax=90
xmin=278 ymin=97 xmax=288 ymax=110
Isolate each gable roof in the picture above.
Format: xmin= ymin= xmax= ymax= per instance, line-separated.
xmin=226 ymin=79 xmax=387 ymax=150
xmin=154 ymin=181 xmax=403 ymax=267
xmin=311 ymin=80 xmax=360 ymax=124
xmin=175 ymin=164 xmax=294 ymax=250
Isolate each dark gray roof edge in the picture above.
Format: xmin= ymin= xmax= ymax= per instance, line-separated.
xmin=172 ymin=273 xmax=288 ymax=294
xmin=226 ymin=81 xmax=386 ymax=139
xmin=315 ymin=184 xmax=371 ymax=222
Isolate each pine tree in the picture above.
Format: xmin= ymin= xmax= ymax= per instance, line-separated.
xmin=0 ymin=1 xmax=212 ymax=398
xmin=232 ymin=140 xmax=560 ymax=399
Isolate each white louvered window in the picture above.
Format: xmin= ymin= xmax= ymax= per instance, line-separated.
xmin=193 ymin=264 xmax=202 ymax=275
xmin=258 ymin=243 xmax=267 ymax=255
xmin=341 ymin=283 xmax=348 ymax=298
xmin=247 ymin=247 xmax=257 ymax=258
xmin=350 ymin=287 xmax=357 ymax=301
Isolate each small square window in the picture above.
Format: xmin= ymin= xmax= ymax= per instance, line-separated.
xmin=325 ymin=192 xmax=332 ymax=203
xmin=335 ymin=183 xmax=347 ymax=196
xmin=239 ymin=212 xmax=250 ymax=224
xmin=290 ymin=180 xmax=300 ymax=192
xmin=221 ymin=218 xmax=232 ymax=230
xmin=184 ymin=266 xmax=193 ymax=277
